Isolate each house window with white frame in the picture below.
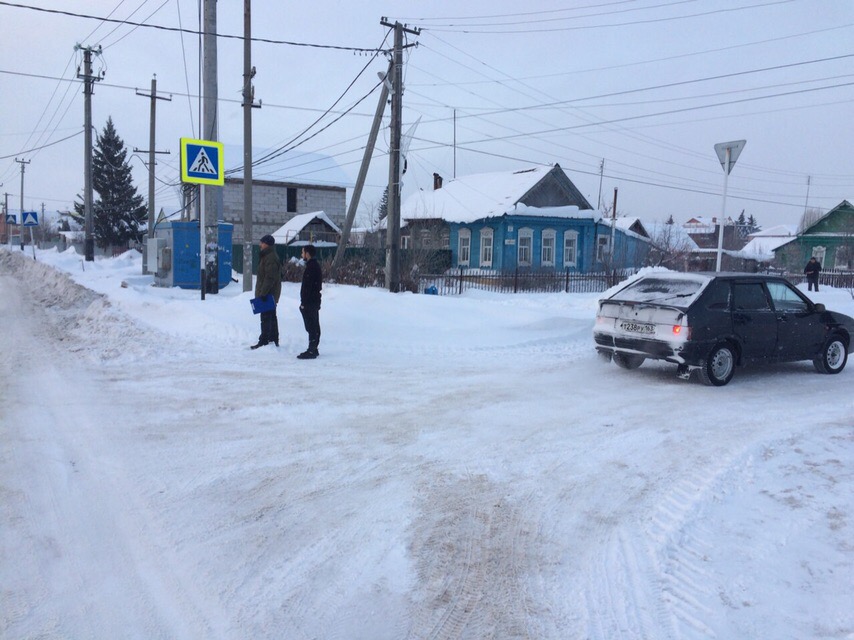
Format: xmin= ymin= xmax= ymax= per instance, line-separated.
xmin=564 ymin=230 xmax=578 ymax=267
xmin=401 ymin=235 xmax=410 ymax=250
xmin=834 ymin=245 xmax=852 ymax=270
xmin=542 ymin=229 xmax=556 ymax=266
xmin=480 ymin=228 xmax=493 ymax=267
xmin=518 ymin=228 xmax=533 ymax=266
xmin=812 ymin=246 xmax=826 ymax=268
xmin=458 ymin=228 xmax=471 ymax=266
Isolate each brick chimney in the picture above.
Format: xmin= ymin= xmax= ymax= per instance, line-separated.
xmin=433 ymin=173 xmax=443 ymax=190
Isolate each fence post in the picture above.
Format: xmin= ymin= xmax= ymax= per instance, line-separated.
xmin=514 ymin=267 xmax=519 ymax=293
xmin=565 ymin=268 xmax=570 ymax=293
xmin=459 ymin=266 xmax=463 ymax=295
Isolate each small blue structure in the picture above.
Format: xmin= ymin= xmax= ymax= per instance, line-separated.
xmin=151 ymin=221 xmax=233 ymax=290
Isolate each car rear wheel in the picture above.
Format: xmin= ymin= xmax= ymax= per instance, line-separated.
xmin=813 ymin=336 xmax=848 ymax=374
xmin=698 ymin=343 xmax=735 ymax=386
xmin=613 ymin=352 xmax=645 ymax=370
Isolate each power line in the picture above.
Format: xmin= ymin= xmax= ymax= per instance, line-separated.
xmin=0 ymin=1 xmax=390 ymax=53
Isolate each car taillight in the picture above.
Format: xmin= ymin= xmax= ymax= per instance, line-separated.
xmin=672 ymin=324 xmax=690 ymax=338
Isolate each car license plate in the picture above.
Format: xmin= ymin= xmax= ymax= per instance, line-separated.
xmin=620 ymin=321 xmax=655 ymax=334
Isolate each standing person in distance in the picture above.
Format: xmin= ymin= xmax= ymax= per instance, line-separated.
xmin=804 ymin=256 xmax=822 ymax=292
xmin=251 ymin=234 xmax=281 ymax=349
xmin=297 ymin=244 xmax=322 ymax=359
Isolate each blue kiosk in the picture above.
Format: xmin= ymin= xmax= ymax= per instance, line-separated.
xmin=150 ymin=221 xmax=233 ymax=290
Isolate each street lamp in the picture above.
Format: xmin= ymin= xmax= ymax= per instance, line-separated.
xmin=714 ymin=140 xmax=746 ymax=272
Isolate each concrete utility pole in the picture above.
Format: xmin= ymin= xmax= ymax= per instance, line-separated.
xmin=379 ymin=18 xmax=420 ymax=292
xmin=203 ymin=0 xmax=220 ymax=223
xmin=242 ymin=0 xmax=260 ymax=292
xmin=133 ymin=74 xmax=172 ymax=273
xmin=135 ymin=75 xmax=171 ymax=274
xmin=4 ymin=192 xmax=10 ymax=248
xmin=76 ymin=44 xmax=102 ymax=262
xmin=15 ymin=158 xmax=29 ymax=250
xmin=329 ymin=60 xmax=393 ymax=278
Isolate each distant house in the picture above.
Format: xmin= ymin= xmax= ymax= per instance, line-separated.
xmin=221 ymin=147 xmax=351 ymax=245
xmin=683 ymin=215 xmax=747 ymax=271
xmin=271 ymin=211 xmax=340 ymax=247
xmin=400 ymin=164 xmax=649 ymax=272
xmin=774 ymin=200 xmax=854 ymax=271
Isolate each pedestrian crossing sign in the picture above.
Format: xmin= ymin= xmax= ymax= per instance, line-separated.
xmin=22 ymin=211 xmax=39 ymax=226
xmin=5 ymin=214 xmax=15 ymax=225
xmin=180 ymin=138 xmax=224 ymax=186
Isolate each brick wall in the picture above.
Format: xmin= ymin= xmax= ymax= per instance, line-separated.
xmin=222 ymin=178 xmax=346 ymax=244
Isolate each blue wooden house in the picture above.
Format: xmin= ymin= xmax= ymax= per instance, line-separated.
xmin=401 ymin=164 xmax=650 ymax=272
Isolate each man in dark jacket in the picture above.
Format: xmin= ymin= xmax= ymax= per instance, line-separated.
xmin=297 ymin=244 xmax=322 ymax=359
xmin=251 ymin=234 xmax=282 ymax=349
xmin=804 ymin=256 xmax=821 ymax=292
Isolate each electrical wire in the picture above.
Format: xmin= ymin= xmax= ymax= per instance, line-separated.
xmin=0 ymin=1 xmax=390 ymax=53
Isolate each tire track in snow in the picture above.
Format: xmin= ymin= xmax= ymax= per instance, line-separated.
xmin=407 ymin=470 xmax=543 ymax=639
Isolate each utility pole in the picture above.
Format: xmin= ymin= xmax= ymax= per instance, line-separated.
xmin=15 ymin=158 xmax=30 ymax=250
xmin=379 ymin=18 xmax=420 ymax=292
xmin=76 ymin=44 xmax=103 ymax=261
xmin=597 ymin=159 xmax=605 ymax=211
xmin=135 ymin=75 xmax=171 ymax=274
xmin=3 ymin=192 xmax=10 ymax=247
xmin=204 ymin=0 xmax=219 ymax=222
xmin=329 ymin=60 xmax=392 ymax=278
xmin=609 ymin=187 xmax=618 ymax=268
xmin=242 ymin=0 xmax=260 ymax=292
xmin=0 ymin=191 xmax=12 ymax=249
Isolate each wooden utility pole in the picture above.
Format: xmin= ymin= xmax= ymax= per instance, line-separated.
xmin=15 ymin=157 xmax=29 ymax=250
xmin=242 ymin=0 xmax=260 ymax=292
xmin=135 ymin=75 xmax=171 ymax=274
xmin=329 ymin=60 xmax=393 ymax=278
xmin=379 ymin=18 xmax=419 ymax=292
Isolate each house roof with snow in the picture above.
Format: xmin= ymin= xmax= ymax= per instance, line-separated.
xmin=401 ymin=164 xmax=594 ymax=224
xmin=272 ymin=211 xmax=340 ymax=245
xmin=222 ymin=146 xmax=352 ymax=189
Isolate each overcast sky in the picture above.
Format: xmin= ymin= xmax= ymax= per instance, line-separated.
xmin=1 ymin=0 xmax=852 ymax=231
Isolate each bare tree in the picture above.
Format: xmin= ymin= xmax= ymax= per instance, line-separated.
xmin=798 ymin=207 xmax=824 ymax=234
xmin=646 ymin=221 xmax=694 ymax=270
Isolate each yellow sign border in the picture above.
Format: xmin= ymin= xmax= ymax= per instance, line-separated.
xmin=180 ymin=138 xmax=224 ymax=186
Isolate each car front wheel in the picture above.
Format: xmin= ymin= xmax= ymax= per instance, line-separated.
xmin=813 ymin=336 xmax=848 ymax=374
xmin=613 ymin=352 xmax=645 ymax=370
xmin=698 ymin=343 xmax=736 ymax=386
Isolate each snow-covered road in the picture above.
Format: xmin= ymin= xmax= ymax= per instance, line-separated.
xmin=1 ymin=248 xmax=852 ymax=639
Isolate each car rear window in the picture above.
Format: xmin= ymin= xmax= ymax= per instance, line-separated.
xmin=610 ymin=277 xmax=705 ymax=305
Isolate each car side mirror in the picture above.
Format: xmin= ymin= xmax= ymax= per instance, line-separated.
xmin=814 ymin=303 xmax=826 ymax=313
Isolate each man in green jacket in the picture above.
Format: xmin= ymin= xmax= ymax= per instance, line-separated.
xmin=251 ymin=234 xmax=282 ymax=349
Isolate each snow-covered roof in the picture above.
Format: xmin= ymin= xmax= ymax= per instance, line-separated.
xmin=748 ymin=224 xmax=797 ymax=238
xmin=272 ymin=211 xmax=340 ymax=245
xmin=735 ymin=225 xmax=797 ymax=261
xmin=223 ymin=146 xmax=352 ymax=189
xmin=401 ymin=165 xmax=592 ymax=224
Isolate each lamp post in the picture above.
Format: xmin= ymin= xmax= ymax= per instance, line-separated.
xmin=713 ymin=140 xmax=746 ymax=272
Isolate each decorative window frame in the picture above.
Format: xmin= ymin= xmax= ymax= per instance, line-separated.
xmin=518 ymin=227 xmax=533 ymax=267
xmin=458 ymin=228 xmax=471 ymax=266
xmin=479 ymin=228 xmax=494 ymax=267
xmin=564 ymin=230 xmax=578 ymax=267
xmin=542 ymin=229 xmax=556 ymax=267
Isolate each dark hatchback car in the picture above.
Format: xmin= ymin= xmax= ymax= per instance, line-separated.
xmin=594 ymin=272 xmax=853 ymax=386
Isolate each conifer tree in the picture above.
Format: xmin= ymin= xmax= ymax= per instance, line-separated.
xmin=75 ymin=117 xmax=146 ymax=249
